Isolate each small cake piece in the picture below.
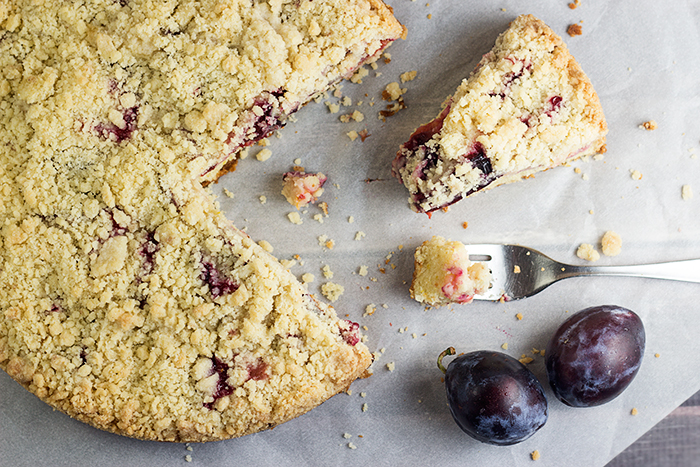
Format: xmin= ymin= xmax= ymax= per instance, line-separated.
xmin=282 ymin=172 xmax=328 ymax=209
xmin=410 ymin=236 xmax=491 ymax=306
xmin=392 ymin=15 xmax=608 ymax=214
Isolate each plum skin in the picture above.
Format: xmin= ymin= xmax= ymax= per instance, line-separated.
xmin=442 ymin=350 xmax=548 ymax=446
xmin=545 ymin=305 xmax=645 ymax=408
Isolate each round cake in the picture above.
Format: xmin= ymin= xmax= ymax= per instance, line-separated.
xmin=0 ymin=0 xmax=403 ymax=442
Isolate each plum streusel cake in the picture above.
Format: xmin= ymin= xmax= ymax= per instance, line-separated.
xmin=0 ymin=0 xmax=403 ymax=442
xmin=411 ymin=236 xmax=491 ymax=306
xmin=392 ymin=15 xmax=607 ymax=214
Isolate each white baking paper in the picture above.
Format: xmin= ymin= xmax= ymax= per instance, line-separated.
xmin=2 ymin=1 xmax=700 ymax=466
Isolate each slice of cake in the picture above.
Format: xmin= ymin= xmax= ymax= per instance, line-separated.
xmin=0 ymin=0 xmax=403 ymax=442
xmin=392 ymin=15 xmax=607 ymax=214
xmin=411 ymin=236 xmax=492 ymax=306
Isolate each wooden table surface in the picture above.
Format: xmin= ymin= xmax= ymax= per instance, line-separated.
xmin=607 ymin=391 xmax=700 ymax=466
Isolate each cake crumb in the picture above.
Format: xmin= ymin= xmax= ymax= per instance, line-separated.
xmin=655 ymin=353 xmax=661 ymax=358
xmin=321 ymin=282 xmax=344 ymax=302
xmin=601 ymin=231 xmax=622 ymax=256
xmin=354 ymin=231 xmax=366 ymax=241
xmin=513 ymin=265 xmax=521 ymax=274
xmin=259 ymin=195 xmax=267 ymax=204
xmin=631 ymin=407 xmax=639 ymax=416
xmin=630 ymin=169 xmax=643 ymax=181
xmin=301 ymin=273 xmax=315 ymax=283
xmin=347 ymin=130 xmax=359 ymax=141
xmin=386 ymin=362 xmax=395 ymax=372
xmin=348 ymin=442 xmax=357 ymax=449
xmin=516 ymin=313 xmax=523 ymax=321
xmin=568 ymin=0 xmax=581 ymax=8
xmin=322 ymin=264 xmax=334 ymax=279
xmin=258 ymin=240 xmax=273 ymax=253
xmin=682 ymin=184 xmax=693 ymax=200
xmin=567 ymin=23 xmax=582 ymax=37
xmin=641 ymin=120 xmax=657 ymax=130
xmin=531 ymin=450 xmax=541 ymax=461
xmin=185 ymin=455 xmax=192 ymax=462
xmin=343 ymin=433 xmax=352 ymax=439
xmin=462 ymin=221 xmax=468 ymax=229
xmin=350 ymin=66 xmax=369 ymax=84
xmin=223 ymin=188 xmax=234 ymax=199
xmin=400 ymin=70 xmax=418 ymax=83
xmin=348 ymin=216 xmax=355 ymax=223
xmin=358 ymin=129 xmax=371 ymax=141
xmin=287 ymin=212 xmax=303 ymax=225
xmin=501 ymin=343 xmax=509 ymax=350
xmin=362 ymin=403 xmax=369 ymax=412
xmin=358 ymin=265 xmax=368 ymax=276
xmin=364 ymin=304 xmax=376 ymax=317
xmin=519 ymin=356 xmax=534 ymax=365
xmin=577 ymin=243 xmax=600 ymax=262
xmin=256 ymin=148 xmax=272 ymax=161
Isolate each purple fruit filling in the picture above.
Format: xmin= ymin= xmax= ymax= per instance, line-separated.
xmin=544 ymin=95 xmax=563 ymax=117
xmin=201 ymin=259 xmax=239 ymax=298
xmin=204 ymin=357 xmax=234 ymax=410
xmin=246 ymin=358 xmax=269 ymax=382
xmin=139 ymin=232 xmax=160 ymax=275
xmin=339 ymin=320 xmax=361 ymax=346
xmin=95 ymin=107 xmax=138 ymax=143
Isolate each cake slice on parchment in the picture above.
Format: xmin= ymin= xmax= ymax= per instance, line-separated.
xmin=0 ymin=0 xmax=402 ymax=442
xmin=392 ymin=14 xmax=607 ymax=214
xmin=411 ymin=236 xmax=492 ymax=306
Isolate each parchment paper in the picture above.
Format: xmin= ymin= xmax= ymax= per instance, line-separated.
xmin=2 ymin=1 xmax=700 ymax=465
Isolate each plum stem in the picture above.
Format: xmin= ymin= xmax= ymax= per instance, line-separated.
xmin=437 ymin=347 xmax=456 ymax=374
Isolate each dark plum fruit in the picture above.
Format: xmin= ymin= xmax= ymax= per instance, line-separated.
xmin=545 ymin=305 xmax=645 ymax=407
xmin=437 ymin=348 xmax=548 ymax=446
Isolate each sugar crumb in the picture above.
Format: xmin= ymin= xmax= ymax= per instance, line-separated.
xmin=400 ymin=70 xmax=417 ymax=83
xmin=256 ymin=148 xmax=272 ymax=161
xmin=601 ymin=231 xmax=622 ymax=256
xmin=321 ymin=282 xmax=344 ymax=302
xmin=682 ymin=184 xmax=693 ymax=200
xmin=577 ymin=243 xmax=600 ymax=262
xmin=258 ymin=240 xmax=273 ymax=253
xmin=287 ymin=212 xmax=303 ymax=225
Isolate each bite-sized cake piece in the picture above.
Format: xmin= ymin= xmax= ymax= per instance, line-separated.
xmin=281 ymin=171 xmax=327 ymax=209
xmin=393 ymin=14 xmax=607 ymax=214
xmin=411 ymin=236 xmax=492 ymax=306
xmin=0 ymin=0 xmax=403 ymax=442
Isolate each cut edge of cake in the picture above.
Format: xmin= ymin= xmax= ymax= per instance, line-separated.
xmin=392 ymin=14 xmax=608 ymax=214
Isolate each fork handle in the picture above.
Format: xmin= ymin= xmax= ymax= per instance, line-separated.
xmin=558 ymin=259 xmax=700 ymax=283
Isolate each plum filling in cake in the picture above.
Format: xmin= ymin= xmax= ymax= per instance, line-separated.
xmin=339 ymin=320 xmax=361 ymax=346
xmin=392 ymin=15 xmax=607 ymax=215
xmin=200 ymin=259 xmax=239 ymax=299
xmin=95 ymin=107 xmax=139 ymax=143
xmin=203 ymin=357 xmax=235 ymax=410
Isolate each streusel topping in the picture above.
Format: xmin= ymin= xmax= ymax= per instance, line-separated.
xmin=0 ymin=0 xmax=403 ymax=442
xmin=393 ymin=15 xmax=607 ymax=214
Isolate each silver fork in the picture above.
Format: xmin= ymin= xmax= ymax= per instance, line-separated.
xmin=467 ymin=244 xmax=700 ymax=301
